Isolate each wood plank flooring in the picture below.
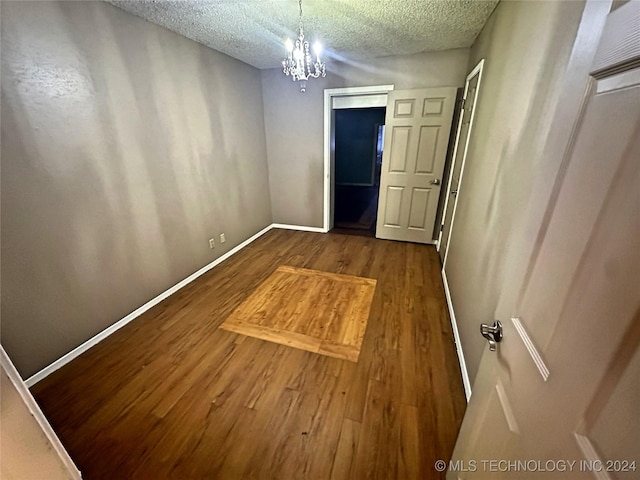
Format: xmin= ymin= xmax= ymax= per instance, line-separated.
xmin=31 ymin=229 xmax=466 ymax=479
xmin=220 ymin=265 xmax=376 ymax=362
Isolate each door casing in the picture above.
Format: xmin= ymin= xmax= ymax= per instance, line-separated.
xmin=438 ymin=60 xmax=485 ymax=266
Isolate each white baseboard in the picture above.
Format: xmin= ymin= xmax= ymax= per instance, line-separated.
xmin=441 ymin=268 xmax=472 ymax=401
xmin=26 ymin=223 xmax=463 ymax=394
xmin=272 ymin=223 xmax=327 ymax=233
xmin=25 ymin=224 xmax=276 ymax=387
xmin=1 ymin=347 xmax=82 ymax=479
xmin=25 ymin=223 xmax=331 ymax=386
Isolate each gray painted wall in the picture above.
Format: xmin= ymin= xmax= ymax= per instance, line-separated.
xmin=443 ymin=0 xmax=586 ymax=384
xmin=262 ymin=49 xmax=470 ymax=227
xmin=1 ymin=0 xmax=587 ymax=388
xmin=1 ymin=1 xmax=272 ymax=378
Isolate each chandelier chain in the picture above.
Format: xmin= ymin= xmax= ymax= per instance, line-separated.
xmin=298 ymin=0 xmax=303 ymax=34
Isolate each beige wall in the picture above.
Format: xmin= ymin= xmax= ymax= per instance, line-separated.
xmin=1 ymin=351 xmax=77 ymax=479
xmin=1 ymin=1 xmax=272 ymax=378
xmin=444 ymin=0 xmax=586 ymax=384
xmin=262 ymin=49 xmax=470 ymax=227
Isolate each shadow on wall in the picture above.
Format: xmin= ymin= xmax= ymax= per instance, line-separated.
xmin=0 ymin=0 xmax=271 ymax=378
xmin=307 ymin=154 xmax=324 ymax=223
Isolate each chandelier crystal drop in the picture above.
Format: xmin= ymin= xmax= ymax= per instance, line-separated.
xmin=282 ymin=0 xmax=326 ymax=92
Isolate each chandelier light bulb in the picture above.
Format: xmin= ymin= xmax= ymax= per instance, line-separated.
xmin=285 ymin=38 xmax=294 ymax=52
xmin=313 ymin=42 xmax=322 ymax=56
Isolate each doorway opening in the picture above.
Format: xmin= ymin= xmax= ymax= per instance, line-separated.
xmin=323 ymin=85 xmax=395 ymax=233
xmin=333 ymin=107 xmax=386 ymax=237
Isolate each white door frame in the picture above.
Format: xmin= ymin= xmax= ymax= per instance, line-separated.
xmin=439 ymin=59 xmax=485 ymax=268
xmin=323 ymin=85 xmax=395 ymax=232
xmin=1 ymin=346 xmax=82 ymax=479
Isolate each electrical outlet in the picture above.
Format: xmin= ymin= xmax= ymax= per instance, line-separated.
xmin=220 ymin=233 xmax=226 ymax=244
xmin=209 ymin=238 xmax=215 ymax=249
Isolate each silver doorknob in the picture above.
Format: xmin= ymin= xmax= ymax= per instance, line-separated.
xmin=451 ymin=190 xmax=458 ymax=196
xmin=480 ymin=321 xmax=503 ymax=351
xmin=430 ymin=179 xmax=441 ymax=185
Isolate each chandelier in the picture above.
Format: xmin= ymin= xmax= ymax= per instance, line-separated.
xmin=282 ymin=0 xmax=326 ymax=92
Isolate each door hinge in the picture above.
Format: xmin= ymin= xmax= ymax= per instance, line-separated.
xmin=459 ymin=97 xmax=466 ymax=109
xmin=440 ymin=224 xmax=445 ymax=232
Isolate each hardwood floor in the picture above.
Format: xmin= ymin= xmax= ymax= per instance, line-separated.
xmin=32 ymin=229 xmax=466 ymax=479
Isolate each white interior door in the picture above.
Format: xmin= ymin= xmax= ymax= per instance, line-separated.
xmin=438 ymin=61 xmax=484 ymax=263
xmin=376 ymin=87 xmax=456 ymax=243
xmin=449 ymin=2 xmax=640 ymax=478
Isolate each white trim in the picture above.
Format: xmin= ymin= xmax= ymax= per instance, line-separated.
xmin=1 ymin=347 xmax=82 ymax=479
xmin=272 ymin=223 xmax=326 ymax=233
xmin=323 ymin=85 xmax=395 ymax=232
xmin=441 ymin=268 xmax=472 ymax=401
xmin=596 ymin=67 xmax=640 ymax=93
xmin=437 ymin=93 xmax=466 ymax=252
xmin=574 ymin=433 xmax=612 ymax=480
xmin=332 ymin=94 xmax=387 ymax=109
xmin=440 ymin=59 xmax=485 ymax=268
xmin=437 ymin=66 xmax=485 ymax=405
xmin=495 ymin=379 xmax=520 ymax=434
xmin=511 ymin=317 xmax=550 ymax=381
xmin=26 ymin=224 xmax=275 ymax=387
xmin=26 ymin=220 xmax=460 ymax=389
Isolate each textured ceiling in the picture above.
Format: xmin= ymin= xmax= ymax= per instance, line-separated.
xmin=107 ymin=0 xmax=499 ymax=69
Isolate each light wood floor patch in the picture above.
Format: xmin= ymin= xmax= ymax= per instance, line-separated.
xmin=220 ymin=265 xmax=376 ymax=362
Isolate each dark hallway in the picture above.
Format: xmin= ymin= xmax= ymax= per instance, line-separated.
xmin=333 ymin=107 xmax=386 ymax=237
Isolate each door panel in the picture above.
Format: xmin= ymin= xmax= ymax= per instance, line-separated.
xmin=449 ymin=2 xmax=639 ymax=478
xmin=389 ymin=127 xmax=411 ymax=172
xmin=394 ymin=99 xmax=415 ymax=116
xmin=416 ymin=126 xmax=440 ymax=173
xmin=382 ymin=186 xmax=404 ymax=227
xmin=407 ymin=188 xmax=430 ymax=229
xmin=423 ymin=97 xmax=446 ymax=116
xmin=376 ymin=87 xmax=456 ymax=243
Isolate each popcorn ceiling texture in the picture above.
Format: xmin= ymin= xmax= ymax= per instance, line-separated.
xmin=106 ymin=0 xmax=499 ymax=69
